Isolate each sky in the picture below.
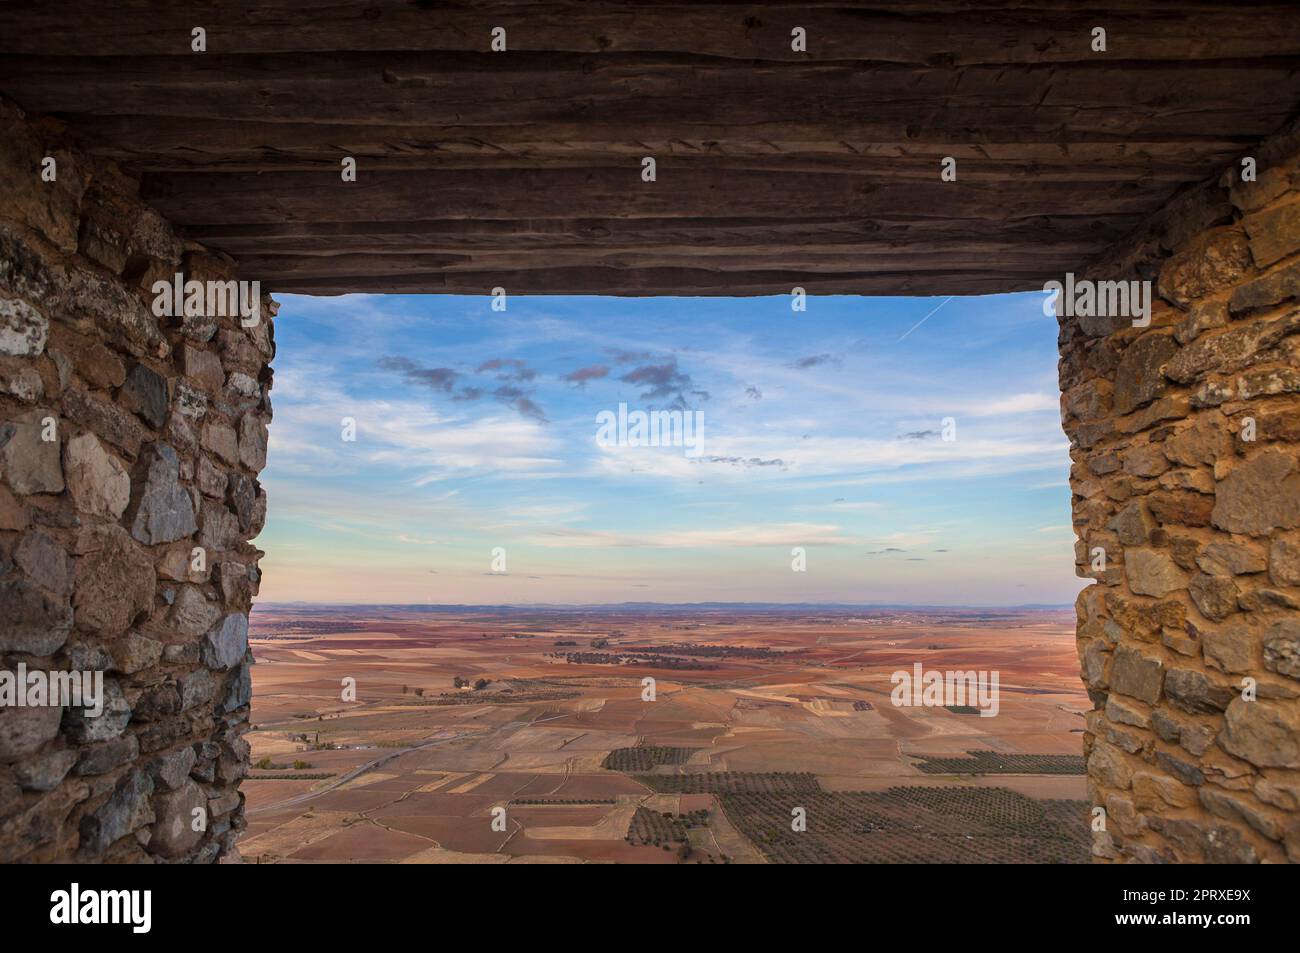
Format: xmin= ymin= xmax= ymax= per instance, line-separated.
xmin=254 ymin=291 xmax=1084 ymax=606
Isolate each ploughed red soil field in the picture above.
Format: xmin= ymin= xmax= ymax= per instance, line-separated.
xmin=241 ymin=605 xmax=1090 ymax=864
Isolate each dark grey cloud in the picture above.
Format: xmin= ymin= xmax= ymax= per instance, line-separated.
xmin=512 ymin=396 xmax=549 ymax=423
xmin=487 ymin=385 xmax=548 ymax=423
xmin=377 ymin=356 xmax=459 ymax=393
xmin=564 ymin=364 xmax=610 ymax=386
xmin=745 ymin=385 xmax=762 ymax=400
xmin=609 ymin=348 xmax=656 ymax=364
xmin=620 ymin=357 xmax=709 ymax=409
xmin=379 ymin=355 xmax=547 ymax=422
xmin=866 ymin=547 xmax=906 ymax=555
xmin=898 ymin=430 xmax=939 ymax=440
xmin=477 ymin=358 xmax=536 ymax=382
xmin=788 ymin=353 xmax=839 ymax=370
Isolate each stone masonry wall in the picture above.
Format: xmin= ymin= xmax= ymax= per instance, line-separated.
xmin=0 ymin=99 xmax=272 ymax=862
xmin=1061 ymin=120 xmax=1300 ymax=862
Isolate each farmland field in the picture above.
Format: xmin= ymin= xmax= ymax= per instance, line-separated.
xmin=241 ymin=604 xmax=1090 ymax=864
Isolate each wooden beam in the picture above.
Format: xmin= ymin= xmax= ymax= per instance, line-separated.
xmin=2 ymin=2 xmax=1298 ymax=65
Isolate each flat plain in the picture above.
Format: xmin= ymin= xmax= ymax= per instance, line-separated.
xmin=241 ymin=605 xmax=1089 ymax=864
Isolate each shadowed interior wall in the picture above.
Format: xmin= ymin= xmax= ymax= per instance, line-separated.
xmin=0 ymin=100 xmax=271 ymax=862
xmin=1060 ymin=121 xmax=1300 ymax=862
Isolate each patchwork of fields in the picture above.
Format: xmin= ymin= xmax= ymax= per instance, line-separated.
xmin=241 ymin=605 xmax=1089 ymax=864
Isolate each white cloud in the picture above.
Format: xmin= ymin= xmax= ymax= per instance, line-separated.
xmin=524 ymin=522 xmax=854 ymax=548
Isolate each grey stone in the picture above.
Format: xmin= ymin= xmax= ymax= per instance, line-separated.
xmin=64 ymin=433 xmax=130 ymax=518
xmin=199 ymin=500 xmax=239 ymax=551
xmin=73 ymin=734 xmax=139 ymax=776
xmin=175 ymin=381 xmax=207 ymax=420
xmin=238 ymin=413 xmax=268 ymax=471
xmin=15 ymin=529 xmax=70 ymax=595
xmin=1163 ymin=668 xmax=1233 ymax=714
xmin=148 ymin=745 xmax=197 ymax=790
xmin=0 ymin=578 xmax=72 ymax=655
xmin=178 ymin=668 xmax=216 ymax=711
xmin=180 ymin=309 xmax=218 ymax=343
xmin=61 ymin=388 xmax=146 ymax=456
xmin=201 ymin=422 xmax=237 ymax=466
xmin=72 ymin=525 xmax=153 ymax=636
xmin=1150 ymin=708 xmax=1184 ymax=743
xmin=227 ymin=371 xmax=259 ymax=401
xmin=128 ymin=443 xmax=197 ymax=545
xmin=1109 ymin=502 xmax=1155 ymax=545
xmin=120 ymin=363 xmax=168 ymax=428
xmin=62 ymin=678 xmax=130 ymax=743
xmin=169 ymin=586 xmax=220 ymax=638
xmin=0 ymin=704 xmax=62 ymax=762
xmin=0 ymin=410 xmax=62 ymax=494
xmin=1155 ymin=750 xmax=1205 ymax=787
xmin=215 ymin=560 xmax=252 ymax=604
xmin=197 ymin=454 xmax=225 ymax=497
xmin=226 ymin=472 xmax=260 ymax=534
xmin=149 ymin=779 xmax=206 ymax=858
xmin=204 ymin=614 xmax=248 ymax=670
xmin=222 ymin=661 xmax=251 ymax=713
xmin=12 ymin=747 xmax=77 ymax=791
xmin=79 ymin=769 xmax=154 ymax=854
xmin=164 ymin=642 xmax=200 ymax=666
xmin=0 ymin=297 xmax=48 ymax=355
xmin=132 ymin=683 xmax=180 ymax=722
xmin=111 ymin=632 xmax=164 ymax=675
xmin=183 ymin=345 xmax=224 ymax=392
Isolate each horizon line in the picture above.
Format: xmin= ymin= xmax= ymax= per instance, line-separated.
xmin=252 ymin=600 xmax=1075 ymax=610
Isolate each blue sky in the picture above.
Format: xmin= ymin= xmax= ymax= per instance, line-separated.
xmin=255 ymin=292 xmax=1084 ymax=606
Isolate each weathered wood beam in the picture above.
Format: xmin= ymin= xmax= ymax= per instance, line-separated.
xmin=2 ymin=1 xmax=1298 ymax=64
xmin=257 ymin=265 xmax=1055 ymax=296
xmin=2 ymin=56 xmax=1297 ymax=139
xmin=26 ymin=122 xmax=1249 ymax=179
xmin=139 ymin=166 xmax=1174 ymax=224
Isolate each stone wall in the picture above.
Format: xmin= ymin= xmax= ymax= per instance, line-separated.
xmin=1061 ymin=121 xmax=1300 ymax=862
xmin=0 ymin=99 xmax=272 ymax=862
